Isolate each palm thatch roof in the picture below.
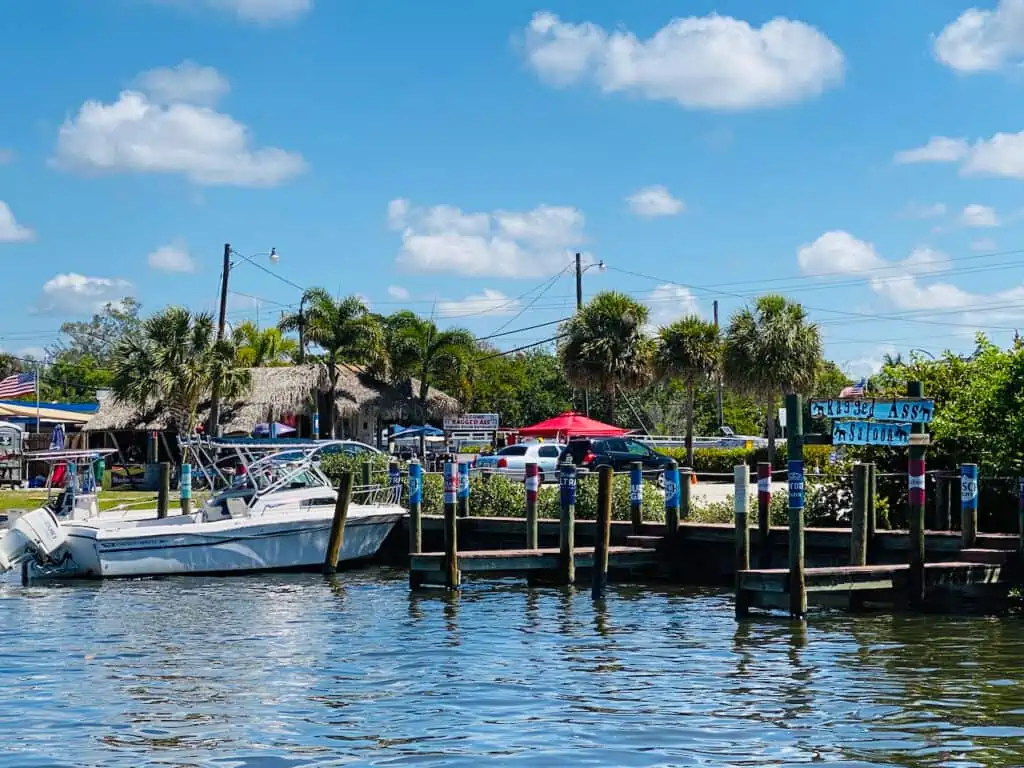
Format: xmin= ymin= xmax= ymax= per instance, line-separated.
xmin=84 ymin=363 xmax=459 ymax=433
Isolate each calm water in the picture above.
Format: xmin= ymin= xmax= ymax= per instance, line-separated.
xmin=2 ymin=570 xmax=1023 ymax=767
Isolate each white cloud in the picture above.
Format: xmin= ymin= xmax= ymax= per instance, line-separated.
xmin=52 ymin=71 xmax=306 ymax=187
xmin=0 ymin=202 xmax=34 ymax=243
xmin=521 ymin=10 xmax=844 ymax=111
xmin=893 ymin=136 xmax=969 ymax=165
xmin=934 ymin=0 xmax=1024 ymax=73
xmin=645 ymin=283 xmax=701 ymax=330
xmin=627 ymin=185 xmax=685 ymax=218
xmin=0 ymin=149 xmax=12 ymax=165
xmin=961 ymin=203 xmax=1000 ymax=227
xmin=389 ymin=198 xmax=585 ymax=277
xmin=133 ymin=61 xmax=230 ymax=106
xmin=387 ymin=284 xmax=410 ymax=300
xmin=148 ymin=242 xmax=195 ymax=272
xmin=898 ymin=201 xmax=947 ymax=220
xmin=797 ymin=230 xmax=1024 ymax=329
xmin=437 ymin=289 xmax=522 ymax=318
xmin=36 ymin=273 xmax=133 ymax=315
xmin=971 ymin=237 xmax=998 ymax=251
xmin=156 ymin=0 xmax=312 ymax=23
xmin=894 ymin=131 xmax=1024 ymax=180
xmin=842 ymin=346 xmax=897 ymax=380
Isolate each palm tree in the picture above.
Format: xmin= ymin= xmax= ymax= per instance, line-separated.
xmin=384 ymin=312 xmax=476 ymax=450
xmin=279 ymin=288 xmax=384 ymax=438
xmin=722 ymin=294 xmax=822 ymax=464
xmin=653 ymin=316 xmax=721 ymax=467
xmin=111 ymin=307 xmax=250 ymax=510
xmin=233 ymin=321 xmax=298 ymax=367
xmin=559 ymin=291 xmax=653 ymax=424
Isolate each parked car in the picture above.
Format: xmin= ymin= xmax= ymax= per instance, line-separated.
xmin=558 ymin=437 xmax=674 ymax=476
xmin=474 ymin=441 xmax=566 ymax=482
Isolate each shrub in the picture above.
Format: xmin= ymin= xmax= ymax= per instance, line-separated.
xmin=320 ymin=451 xmax=390 ymax=484
xmin=655 ymin=444 xmax=834 ymax=475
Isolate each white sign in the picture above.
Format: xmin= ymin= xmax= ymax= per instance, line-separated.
xmin=444 ymin=413 xmax=499 ymax=432
xmin=778 ymin=408 xmax=787 ymax=428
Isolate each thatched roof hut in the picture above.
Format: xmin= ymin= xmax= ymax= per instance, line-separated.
xmin=84 ymin=363 xmax=460 ymax=436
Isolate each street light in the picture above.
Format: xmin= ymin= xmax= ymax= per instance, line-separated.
xmin=573 ymin=253 xmax=606 ymax=417
xmin=910 ymin=348 xmax=937 ymax=361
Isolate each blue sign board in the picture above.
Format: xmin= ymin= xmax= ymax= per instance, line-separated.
xmin=560 ymin=465 xmax=577 ymax=506
xmin=408 ymin=463 xmax=423 ymax=505
xmin=457 ymin=461 xmax=470 ymax=498
xmin=961 ymin=464 xmax=978 ymax=514
xmin=629 ymin=465 xmax=643 ymax=505
xmin=787 ymin=460 xmax=804 ymax=509
xmin=180 ymin=463 xmax=192 ymax=500
xmin=664 ymin=467 xmax=681 ymax=510
xmin=832 ymin=420 xmax=912 ymax=447
xmin=809 ymin=398 xmax=934 ymax=424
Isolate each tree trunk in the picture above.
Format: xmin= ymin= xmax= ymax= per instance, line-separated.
xmin=685 ymin=383 xmax=695 ymax=468
xmin=765 ymin=396 xmax=777 ymax=466
xmin=326 ymin=360 xmax=338 ymax=439
xmin=607 ymin=387 xmax=617 ymax=425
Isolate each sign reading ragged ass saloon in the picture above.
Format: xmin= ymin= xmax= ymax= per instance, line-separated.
xmin=809 ymin=398 xmax=934 ymax=424
xmin=443 ymin=413 xmax=500 ymax=431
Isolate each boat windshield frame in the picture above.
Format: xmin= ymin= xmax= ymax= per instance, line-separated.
xmin=23 ymin=448 xmax=118 ymax=500
xmin=215 ymin=446 xmax=334 ymax=501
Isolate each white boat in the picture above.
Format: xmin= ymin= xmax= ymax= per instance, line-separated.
xmin=0 ymin=446 xmax=404 ymax=581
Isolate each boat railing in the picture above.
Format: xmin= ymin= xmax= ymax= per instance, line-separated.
xmin=352 ymin=483 xmax=402 ymax=506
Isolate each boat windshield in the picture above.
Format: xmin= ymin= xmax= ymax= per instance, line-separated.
xmin=231 ymin=451 xmax=330 ymax=495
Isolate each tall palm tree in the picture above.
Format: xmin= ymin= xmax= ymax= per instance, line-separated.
xmin=384 ymin=312 xmax=476 ymax=450
xmin=233 ymin=321 xmax=299 ymax=367
xmin=111 ymin=307 xmax=250 ymax=510
xmin=279 ymin=288 xmax=384 ymax=438
xmin=559 ymin=291 xmax=653 ymax=424
xmin=722 ymin=294 xmax=822 ymax=464
xmin=653 ymin=316 xmax=721 ymax=467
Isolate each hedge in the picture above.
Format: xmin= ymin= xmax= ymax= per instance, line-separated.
xmin=656 ymin=444 xmax=835 ymax=475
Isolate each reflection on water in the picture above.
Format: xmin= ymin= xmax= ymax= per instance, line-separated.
xmin=1 ymin=569 xmax=1023 ymax=766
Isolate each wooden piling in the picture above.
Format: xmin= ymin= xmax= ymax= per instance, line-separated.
xmin=680 ymin=466 xmax=692 ymax=520
xmin=785 ymin=393 xmax=807 ymax=618
xmin=1017 ymin=477 xmax=1024 ymax=555
xmin=408 ymin=459 xmax=423 ymax=555
xmin=961 ymin=463 xmax=978 ymax=550
xmin=935 ymin=473 xmax=950 ymax=531
xmin=629 ymin=461 xmax=643 ymax=533
xmin=734 ymin=464 xmax=750 ymax=618
xmin=323 ymin=470 xmax=354 ymax=575
xmin=179 ymin=462 xmax=192 ymax=516
xmin=361 ymin=460 xmax=372 ymax=496
xmin=443 ymin=461 xmax=460 ymax=589
xmin=457 ymin=460 xmax=470 ymax=518
xmin=525 ymin=461 xmax=539 ymax=549
xmin=867 ymin=462 xmax=877 ymax=558
xmin=664 ymin=460 xmax=680 ymax=542
xmin=591 ymin=465 xmax=613 ymax=600
xmin=850 ymin=463 xmax=869 ymax=567
xmin=157 ymin=461 xmax=170 ymax=519
xmin=907 ymin=380 xmax=927 ymax=609
xmin=757 ymin=461 xmax=771 ymax=568
xmin=559 ymin=461 xmax=576 ymax=585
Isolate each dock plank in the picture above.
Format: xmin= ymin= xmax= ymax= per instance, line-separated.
xmin=410 ymin=546 xmax=659 ymax=575
xmin=738 ymin=561 xmax=1006 ymax=596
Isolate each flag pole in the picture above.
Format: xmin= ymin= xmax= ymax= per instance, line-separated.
xmin=35 ymin=362 xmax=41 ymax=434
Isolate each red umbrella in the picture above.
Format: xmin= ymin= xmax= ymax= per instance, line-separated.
xmin=517 ymin=411 xmax=628 ymax=439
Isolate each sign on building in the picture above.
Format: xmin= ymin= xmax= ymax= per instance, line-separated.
xmin=443 ymin=413 xmax=500 ymax=432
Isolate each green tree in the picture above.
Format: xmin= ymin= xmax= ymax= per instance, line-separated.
xmin=384 ymin=311 xmax=476 ymax=442
xmin=559 ymin=291 xmax=653 ymax=424
xmin=653 ymin=316 xmax=721 ymax=467
xmin=279 ymin=289 xmax=384 ymax=438
xmin=233 ymin=321 xmax=299 ymax=367
xmin=110 ymin=306 xmax=250 ymax=464
xmin=723 ymin=294 xmax=822 ymax=464
xmin=467 ymin=348 xmax=573 ymax=427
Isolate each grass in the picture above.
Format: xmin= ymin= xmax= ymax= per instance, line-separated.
xmin=0 ymin=490 xmax=209 ymax=513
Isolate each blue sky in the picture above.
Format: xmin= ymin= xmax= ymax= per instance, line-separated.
xmin=3 ymin=0 xmax=1024 ymax=377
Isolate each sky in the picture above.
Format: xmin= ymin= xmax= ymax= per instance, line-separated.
xmin=3 ymin=0 xmax=1024 ymax=378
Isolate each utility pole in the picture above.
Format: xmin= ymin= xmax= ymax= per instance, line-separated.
xmin=208 ymin=242 xmax=231 ymax=435
xmin=575 ymin=252 xmax=590 ymax=417
xmin=297 ymin=293 xmax=306 ymax=364
xmin=714 ymin=299 xmax=724 ymax=429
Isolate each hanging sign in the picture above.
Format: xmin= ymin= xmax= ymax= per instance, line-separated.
xmin=560 ymin=466 xmax=577 ymax=506
xmin=832 ymin=420 xmax=912 ymax=447
xmin=443 ymin=413 xmax=499 ymax=432
xmin=809 ymin=398 xmax=934 ymax=423
xmin=788 ymin=460 xmax=804 ymax=509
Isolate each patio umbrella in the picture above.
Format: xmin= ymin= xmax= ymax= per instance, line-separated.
xmin=517 ymin=411 xmax=628 ymax=439
xmin=253 ymin=422 xmax=297 ymax=438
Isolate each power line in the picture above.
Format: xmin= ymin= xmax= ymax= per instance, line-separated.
xmin=476 ymin=317 xmax=570 ymax=342
xmin=475 ymin=333 xmax=567 ymax=362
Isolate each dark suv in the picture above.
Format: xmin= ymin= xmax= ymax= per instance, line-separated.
xmin=558 ymin=437 xmax=675 ymax=473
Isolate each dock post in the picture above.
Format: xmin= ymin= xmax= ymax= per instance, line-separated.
xmin=525 ymin=461 xmax=539 ymax=549
xmin=559 ymin=461 xmax=576 ymax=585
xmin=867 ymin=462 xmax=877 ymax=553
xmin=850 ymin=463 xmax=869 ymax=567
xmin=961 ymin=463 xmax=978 ymax=549
xmin=457 ymin=460 xmax=470 ymax=518
xmin=785 ymin=393 xmax=807 ymax=618
xmin=757 ymin=461 xmax=771 ymax=568
xmin=907 ymin=380 xmax=927 ymax=609
xmin=360 ymin=460 xmax=372 ymax=504
xmin=179 ymin=462 xmax=192 ymax=516
xmin=389 ymin=460 xmax=401 ymax=504
xmin=629 ymin=461 xmax=643 ymax=533
xmin=734 ymin=464 xmax=750 ymax=618
xmin=592 ymin=465 xmax=613 ymax=601
xmin=936 ymin=473 xmax=950 ymax=531
xmin=157 ymin=461 xmax=170 ymax=519
xmin=323 ymin=470 xmax=354 ymax=575
xmin=664 ymin=459 xmax=681 ymax=542
xmin=680 ymin=466 xmax=692 ymax=520
xmin=443 ymin=461 xmax=460 ymax=589
xmin=1017 ymin=477 xmax=1024 ymax=555
xmin=408 ymin=460 xmax=424 ymax=589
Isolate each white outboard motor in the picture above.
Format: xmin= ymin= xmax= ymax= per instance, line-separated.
xmin=0 ymin=508 xmax=66 ymax=572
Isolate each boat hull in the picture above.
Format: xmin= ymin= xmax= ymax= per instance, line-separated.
xmin=27 ymin=507 xmax=403 ymax=581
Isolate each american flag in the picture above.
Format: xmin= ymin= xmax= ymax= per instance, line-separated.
xmin=839 ymin=378 xmax=866 ymax=398
xmin=0 ymin=372 xmax=36 ymax=398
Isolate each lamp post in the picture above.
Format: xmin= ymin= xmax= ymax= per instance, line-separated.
xmin=208 ymin=243 xmax=279 ymax=434
xmin=910 ymin=348 xmax=936 ymax=361
xmin=574 ymin=252 xmax=606 ymax=416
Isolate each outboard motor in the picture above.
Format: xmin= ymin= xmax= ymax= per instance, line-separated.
xmin=0 ymin=508 xmax=66 ymax=572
